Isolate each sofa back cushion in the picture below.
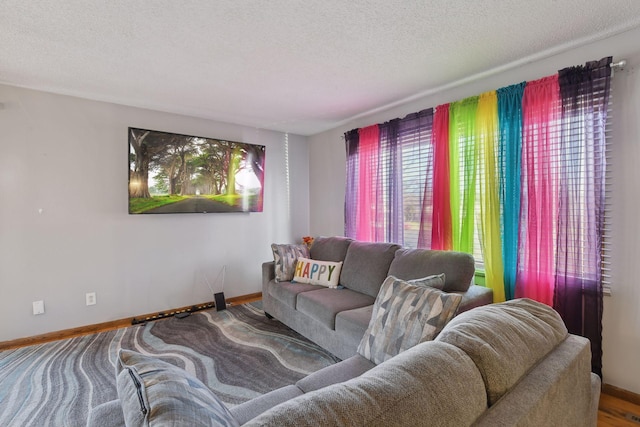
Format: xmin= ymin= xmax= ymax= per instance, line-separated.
xmin=435 ymin=298 xmax=568 ymax=406
xmin=244 ymin=341 xmax=487 ymax=427
xmin=309 ymin=236 xmax=353 ymax=262
xmin=387 ymin=248 xmax=475 ymax=292
xmin=340 ymin=241 xmax=401 ymax=297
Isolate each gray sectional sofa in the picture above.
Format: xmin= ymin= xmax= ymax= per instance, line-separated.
xmin=87 ymin=237 xmax=600 ymax=426
xmin=263 ymin=236 xmax=493 ymax=359
xmin=88 ymin=299 xmax=601 ymax=426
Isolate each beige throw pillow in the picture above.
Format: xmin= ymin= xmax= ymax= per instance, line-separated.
xmin=293 ymin=257 xmax=343 ymax=288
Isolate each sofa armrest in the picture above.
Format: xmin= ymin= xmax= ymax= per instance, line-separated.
xmin=473 ymin=334 xmax=594 ymax=426
xmin=230 ymin=384 xmax=303 ymax=425
xmin=262 ymin=261 xmax=275 ymax=289
xmin=296 ymin=354 xmax=375 ymax=393
xmin=456 ymin=284 xmax=493 ymax=313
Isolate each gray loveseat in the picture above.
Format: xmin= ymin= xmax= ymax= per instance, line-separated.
xmin=263 ymin=236 xmax=493 ymax=359
xmin=88 ymin=299 xmax=600 ymax=426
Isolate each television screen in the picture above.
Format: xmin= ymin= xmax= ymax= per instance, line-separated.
xmin=128 ymin=127 xmax=265 ymax=214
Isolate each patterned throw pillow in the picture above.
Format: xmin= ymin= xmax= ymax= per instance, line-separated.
xmin=293 ymin=257 xmax=343 ymax=288
xmin=116 ymin=349 xmax=239 ymax=427
xmin=271 ymin=243 xmax=310 ymax=282
xmin=357 ymin=275 xmax=462 ymax=365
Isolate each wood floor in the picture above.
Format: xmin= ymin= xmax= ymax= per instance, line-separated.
xmin=599 ymin=388 xmax=640 ymax=426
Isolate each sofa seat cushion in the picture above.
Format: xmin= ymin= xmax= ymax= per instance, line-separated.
xmin=358 ymin=275 xmax=461 ymax=364
xmin=86 ymin=400 xmax=125 ymax=427
xmin=335 ymin=305 xmax=373 ymax=345
xmin=268 ymin=280 xmax=325 ymax=309
xmin=244 ymin=341 xmax=487 ymax=427
xmin=229 ymin=385 xmax=303 ymax=425
xmin=334 ymin=280 xmax=445 ymax=345
xmin=296 ymin=288 xmax=376 ymax=330
xmin=116 ymin=349 xmax=239 ymax=427
xmin=435 ymin=298 xmax=568 ymax=405
xmin=388 ymin=248 xmax=475 ymax=292
xmin=296 ymin=354 xmax=375 ymax=393
xmin=340 ymin=241 xmax=401 ymax=297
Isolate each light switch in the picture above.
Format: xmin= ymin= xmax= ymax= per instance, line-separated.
xmin=33 ymin=300 xmax=45 ymax=315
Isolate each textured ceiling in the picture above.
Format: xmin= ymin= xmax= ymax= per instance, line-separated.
xmin=2 ymin=1 xmax=640 ymax=136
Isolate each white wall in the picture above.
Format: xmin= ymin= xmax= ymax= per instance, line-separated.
xmin=0 ymin=85 xmax=309 ymax=342
xmin=308 ymin=27 xmax=640 ymax=393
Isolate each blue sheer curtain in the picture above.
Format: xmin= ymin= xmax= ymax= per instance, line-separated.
xmin=497 ymin=83 xmax=525 ymax=300
xmin=555 ymin=57 xmax=611 ymax=377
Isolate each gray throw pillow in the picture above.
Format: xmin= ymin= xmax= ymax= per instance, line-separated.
xmin=407 ymin=273 xmax=446 ymax=290
xmin=271 ymin=243 xmax=309 ymax=282
xmin=357 ymin=275 xmax=462 ymax=365
xmin=116 ymin=349 xmax=239 ymax=427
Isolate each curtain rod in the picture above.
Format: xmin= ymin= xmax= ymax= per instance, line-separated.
xmin=341 ymin=57 xmax=625 ymax=134
xmin=610 ymin=59 xmax=627 ymax=69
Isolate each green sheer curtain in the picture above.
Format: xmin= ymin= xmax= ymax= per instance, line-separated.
xmin=449 ymin=97 xmax=478 ymax=254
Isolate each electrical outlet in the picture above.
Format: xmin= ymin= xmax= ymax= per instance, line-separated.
xmin=32 ymin=300 xmax=45 ymax=315
xmin=86 ymin=292 xmax=96 ymax=306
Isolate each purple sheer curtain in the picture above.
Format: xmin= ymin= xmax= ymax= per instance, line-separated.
xmin=344 ymin=129 xmax=360 ymax=238
xmin=555 ymin=57 xmax=611 ymax=377
xmin=379 ymin=110 xmax=435 ymax=245
xmin=379 ymin=119 xmax=403 ymax=243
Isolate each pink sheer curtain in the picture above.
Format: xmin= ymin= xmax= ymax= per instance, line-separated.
xmin=356 ymin=125 xmax=380 ymax=241
xmin=516 ymin=76 xmax=560 ymax=306
xmin=429 ymin=104 xmax=452 ymax=250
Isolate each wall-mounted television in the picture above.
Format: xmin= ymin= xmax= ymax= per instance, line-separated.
xmin=128 ymin=127 xmax=265 ymax=214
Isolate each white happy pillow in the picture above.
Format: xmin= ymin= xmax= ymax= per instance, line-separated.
xmin=293 ymin=257 xmax=343 ymax=288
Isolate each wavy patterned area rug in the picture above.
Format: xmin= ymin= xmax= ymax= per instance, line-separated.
xmin=0 ymin=302 xmax=339 ymax=427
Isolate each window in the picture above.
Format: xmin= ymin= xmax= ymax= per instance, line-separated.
xmin=344 ymin=56 xmax=613 ymax=375
xmin=344 ymin=60 xmax=612 ymax=300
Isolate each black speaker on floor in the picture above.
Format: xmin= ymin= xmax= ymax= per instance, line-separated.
xmin=214 ymin=292 xmax=227 ymax=311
